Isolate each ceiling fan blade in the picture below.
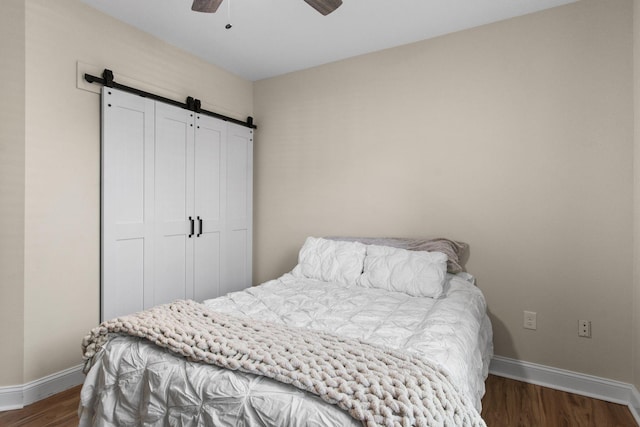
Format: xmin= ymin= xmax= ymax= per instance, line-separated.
xmin=191 ymin=0 xmax=223 ymax=13
xmin=304 ymin=0 xmax=343 ymax=15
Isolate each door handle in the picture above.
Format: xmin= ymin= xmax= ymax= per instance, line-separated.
xmin=188 ymin=216 xmax=194 ymax=238
xmin=197 ymin=216 xmax=203 ymax=237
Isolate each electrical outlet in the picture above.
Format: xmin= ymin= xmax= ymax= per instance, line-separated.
xmin=524 ymin=311 xmax=537 ymax=330
xmin=578 ymin=320 xmax=591 ymax=338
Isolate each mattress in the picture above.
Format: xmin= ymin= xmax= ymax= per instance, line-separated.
xmin=79 ymin=271 xmax=492 ymax=426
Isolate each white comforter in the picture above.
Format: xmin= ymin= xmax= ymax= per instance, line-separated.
xmin=79 ymin=272 xmax=492 ymax=426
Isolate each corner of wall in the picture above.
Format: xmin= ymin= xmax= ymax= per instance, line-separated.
xmin=634 ymin=0 xmax=640 ymax=394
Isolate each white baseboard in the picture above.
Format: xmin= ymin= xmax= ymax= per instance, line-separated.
xmin=490 ymin=355 xmax=640 ymax=425
xmin=0 ymin=364 xmax=84 ymax=411
xmin=0 ymin=385 xmax=24 ymax=411
xmin=630 ymin=385 xmax=640 ymax=426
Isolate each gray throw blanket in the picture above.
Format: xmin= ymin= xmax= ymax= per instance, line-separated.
xmin=82 ymin=300 xmax=486 ymax=427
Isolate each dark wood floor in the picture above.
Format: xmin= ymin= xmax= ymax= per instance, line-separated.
xmin=0 ymin=375 xmax=637 ymax=426
xmin=0 ymin=385 xmax=81 ymax=427
xmin=481 ymin=375 xmax=637 ymax=427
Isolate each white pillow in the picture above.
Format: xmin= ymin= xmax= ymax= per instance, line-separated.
xmin=358 ymin=245 xmax=448 ymax=298
xmin=297 ymin=237 xmax=366 ymax=285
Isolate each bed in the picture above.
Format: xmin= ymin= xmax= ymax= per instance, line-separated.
xmin=79 ymin=237 xmax=493 ymax=426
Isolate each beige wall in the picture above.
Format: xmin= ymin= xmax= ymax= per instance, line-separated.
xmin=254 ymin=0 xmax=635 ymax=382
xmin=0 ymin=0 xmax=26 ymax=386
xmin=634 ymin=0 xmax=640 ymax=392
xmin=16 ymin=0 xmax=253 ymax=383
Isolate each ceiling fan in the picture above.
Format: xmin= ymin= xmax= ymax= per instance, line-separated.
xmin=191 ymin=0 xmax=343 ymax=16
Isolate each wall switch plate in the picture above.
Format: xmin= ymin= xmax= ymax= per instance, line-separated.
xmin=524 ymin=311 xmax=537 ymax=330
xmin=578 ymin=320 xmax=591 ymax=338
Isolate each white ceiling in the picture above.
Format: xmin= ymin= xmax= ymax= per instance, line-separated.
xmin=81 ymin=0 xmax=577 ymax=81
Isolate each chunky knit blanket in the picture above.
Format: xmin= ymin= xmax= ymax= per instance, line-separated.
xmin=82 ymin=300 xmax=486 ymax=427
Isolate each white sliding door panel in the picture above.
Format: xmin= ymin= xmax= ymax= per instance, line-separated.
xmin=224 ymin=124 xmax=253 ymax=294
xmin=101 ymin=88 xmax=155 ymax=321
xmin=192 ymin=115 xmax=226 ymax=301
xmin=114 ymin=239 xmax=145 ymax=316
xmin=227 ymin=127 xmax=251 ymax=223
xmin=194 ymin=115 xmax=225 ymax=228
xmin=102 ymin=88 xmax=253 ymax=319
xmin=193 ymin=232 xmax=221 ymax=301
xmin=154 ymin=104 xmax=195 ymax=305
xmin=224 ymin=229 xmax=249 ymax=296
